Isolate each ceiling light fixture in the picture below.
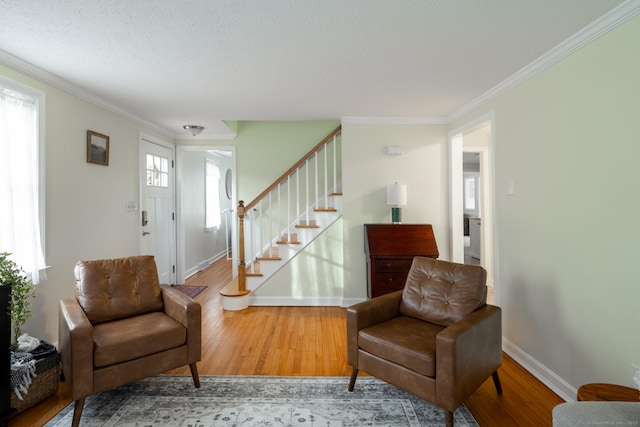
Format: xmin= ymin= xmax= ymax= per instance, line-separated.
xmin=183 ymin=125 xmax=205 ymax=136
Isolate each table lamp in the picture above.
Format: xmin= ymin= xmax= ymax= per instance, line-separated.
xmin=386 ymin=183 xmax=407 ymax=224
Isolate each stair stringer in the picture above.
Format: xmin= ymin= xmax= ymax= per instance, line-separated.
xmin=245 ymin=202 xmax=342 ymax=295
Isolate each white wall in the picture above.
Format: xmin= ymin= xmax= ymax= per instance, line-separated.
xmin=451 ymin=13 xmax=640 ymax=395
xmin=341 ymin=122 xmax=449 ymax=300
xmin=0 ymin=64 xmax=173 ymax=344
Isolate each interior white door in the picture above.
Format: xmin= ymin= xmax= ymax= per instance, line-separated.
xmin=140 ymin=137 xmax=175 ymax=284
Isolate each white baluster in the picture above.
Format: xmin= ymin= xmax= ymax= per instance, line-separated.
xmin=314 ymin=152 xmax=318 ymax=211
xmin=268 ymin=191 xmax=273 ymax=258
xmin=295 ymin=168 xmax=300 ymax=226
xmin=286 ymin=177 xmax=291 ymax=241
xmin=305 ymin=158 xmax=310 ymax=224
xmin=333 ymin=135 xmax=337 ymax=194
xmin=324 ymin=143 xmax=328 ymax=209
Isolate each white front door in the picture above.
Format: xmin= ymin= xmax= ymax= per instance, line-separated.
xmin=140 ymin=136 xmax=175 ymax=284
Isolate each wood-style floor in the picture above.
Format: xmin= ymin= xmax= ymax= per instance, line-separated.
xmin=9 ymin=257 xmax=564 ymax=427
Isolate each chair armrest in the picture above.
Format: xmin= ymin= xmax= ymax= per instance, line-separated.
xmin=435 ymin=304 xmax=502 ymax=410
xmin=346 ymin=291 xmax=402 ymax=367
xmin=58 ymin=298 xmax=94 ymax=400
xmin=161 ymin=284 xmax=201 ymax=363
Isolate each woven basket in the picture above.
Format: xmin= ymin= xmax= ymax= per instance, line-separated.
xmin=10 ymin=352 xmax=61 ymax=415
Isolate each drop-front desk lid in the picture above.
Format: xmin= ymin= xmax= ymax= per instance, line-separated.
xmin=364 ymin=224 xmax=439 ymax=258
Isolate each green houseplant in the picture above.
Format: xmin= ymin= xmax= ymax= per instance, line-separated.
xmin=0 ymin=252 xmax=35 ymax=345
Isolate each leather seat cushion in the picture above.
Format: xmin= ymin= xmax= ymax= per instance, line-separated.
xmin=358 ymin=315 xmax=444 ymax=377
xmin=400 ymin=256 xmax=487 ymax=326
xmin=93 ymin=312 xmax=186 ymax=368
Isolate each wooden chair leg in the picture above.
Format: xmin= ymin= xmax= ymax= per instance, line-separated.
xmin=444 ymin=409 xmax=454 ymax=427
xmin=71 ymin=398 xmax=85 ymax=427
xmin=348 ymin=367 xmax=358 ymax=391
xmin=189 ymin=363 xmax=201 ymax=388
xmin=492 ymin=370 xmax=503 ymax=395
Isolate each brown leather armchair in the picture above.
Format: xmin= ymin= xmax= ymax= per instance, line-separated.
xmin=347 ymin=257 xmax=502 ymax=427
xmin=59 ymin=256 xmax=201 ymax=427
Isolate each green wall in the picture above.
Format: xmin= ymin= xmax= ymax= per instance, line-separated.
xmin=179 ymin=120 xmax=340 ymax=203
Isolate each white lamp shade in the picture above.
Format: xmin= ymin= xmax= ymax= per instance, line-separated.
xmin=386 ymin=183 xmax=407 ymax=206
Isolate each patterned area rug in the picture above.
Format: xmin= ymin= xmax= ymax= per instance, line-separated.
xmin=172 ymin=285 xmax=207 ymax=298
xmin=46 ymin=375 xmax=479 ymax=426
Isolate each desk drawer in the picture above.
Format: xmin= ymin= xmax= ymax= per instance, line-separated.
xmin=374 ymin=258 xmax=413 ymax=272
xmin=374 ymin=272 xmax=409 ymax=290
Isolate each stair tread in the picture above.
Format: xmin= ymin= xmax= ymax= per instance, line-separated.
xmin=220 ymin=277 xmax=251 ymax=297
xmin=314 ymin=208 xmax=337 ymax=212
xmin=296 ymin=224 xmax=320 ymax=229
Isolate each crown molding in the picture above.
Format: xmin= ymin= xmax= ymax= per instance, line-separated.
xmin=0 ymin=49 xmax=174 ymax=138
xmin=341 ymin=116 xmax=448 ymax=125
xmin=2 ymin=0 xmax=638 ymax=132
xmin=449 ymin=0 xmax=640 ymax=123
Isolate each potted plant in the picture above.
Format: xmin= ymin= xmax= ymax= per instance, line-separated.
xmin=0 ymin=252 xmax=35 ymax=345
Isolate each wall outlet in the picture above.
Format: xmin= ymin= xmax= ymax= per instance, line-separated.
xmin=632 ymin=364 xmax=640 ymax=390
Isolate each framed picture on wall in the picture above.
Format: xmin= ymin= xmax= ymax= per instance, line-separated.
xmin=87 ymin=130 xmax=110 ymax=166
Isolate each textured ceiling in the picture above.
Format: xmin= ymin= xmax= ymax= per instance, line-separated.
xmin=0 ymin=0 xmax=628 ymax=137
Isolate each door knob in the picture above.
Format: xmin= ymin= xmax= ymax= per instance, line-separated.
xmin=142 ymin=231 xmax=151 ymax=236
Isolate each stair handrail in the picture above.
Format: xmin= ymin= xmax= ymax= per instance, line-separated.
xmin=244 ymin=125 xmax=342 ymax=211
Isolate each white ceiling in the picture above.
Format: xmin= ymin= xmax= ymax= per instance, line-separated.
xmin=0 ymin=0 xmax=630 ymax=138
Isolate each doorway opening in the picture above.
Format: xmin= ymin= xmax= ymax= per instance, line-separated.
xmin=449 ymin=115 xmax=495 ymax=304
xmin=175 ymin=145 xmax=237 ymax=284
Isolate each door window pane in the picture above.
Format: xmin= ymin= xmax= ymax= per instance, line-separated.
xmin=146 ymin=153 xmax=169 ymax=187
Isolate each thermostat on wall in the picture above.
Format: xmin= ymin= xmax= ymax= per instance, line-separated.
xmin=385 ymin=145 xmax=403 ymax=156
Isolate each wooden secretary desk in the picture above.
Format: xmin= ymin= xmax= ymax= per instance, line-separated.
xmin=364 ymin=224 xmax=439 ymax=298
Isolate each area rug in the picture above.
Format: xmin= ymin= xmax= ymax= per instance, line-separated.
xmin=45 ymin=375 xmax=479 ymax=426
xmin=172 ymin=285 xmax=207 ymax=298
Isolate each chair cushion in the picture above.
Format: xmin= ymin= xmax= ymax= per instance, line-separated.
xmin=75 ymin=256 xmax=164 ymax=324
xmin=400 ymin=257 xmax=487 ymax=326
xmin=93 ymin=312 xmax=186 ymax=368
xmin=358 ymin=316 xmax=444 ymax=377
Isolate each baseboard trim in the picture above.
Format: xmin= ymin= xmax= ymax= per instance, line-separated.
xmin=248 ymin=296 xmax=345 ymax=306
xmin=503 ymin=337 xmax=576 ymax=402
xmin=185 ymin=251 xmax=228 ymax=280
xmin=340 ymin=297 xmax=367 ymax=308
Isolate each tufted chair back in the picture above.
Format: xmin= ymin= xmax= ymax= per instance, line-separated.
xmin=400 ymin=256 xmax=487 ymax=326
xmin=74 ymin=255 xmax=164 ymax=324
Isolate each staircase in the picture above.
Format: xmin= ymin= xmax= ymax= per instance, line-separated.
xmin=221 ymin=125 xmax=342 ymax=310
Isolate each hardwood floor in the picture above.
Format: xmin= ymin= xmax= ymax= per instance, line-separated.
xmin=9 ymin=257 xmax=564 ymax=426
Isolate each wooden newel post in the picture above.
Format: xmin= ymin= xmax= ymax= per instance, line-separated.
xmin=237 ymin=200 xmax=247 ymax=292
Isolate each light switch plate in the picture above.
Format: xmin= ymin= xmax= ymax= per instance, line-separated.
xmin=126 ymin=201 xmax=139 ymax=212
